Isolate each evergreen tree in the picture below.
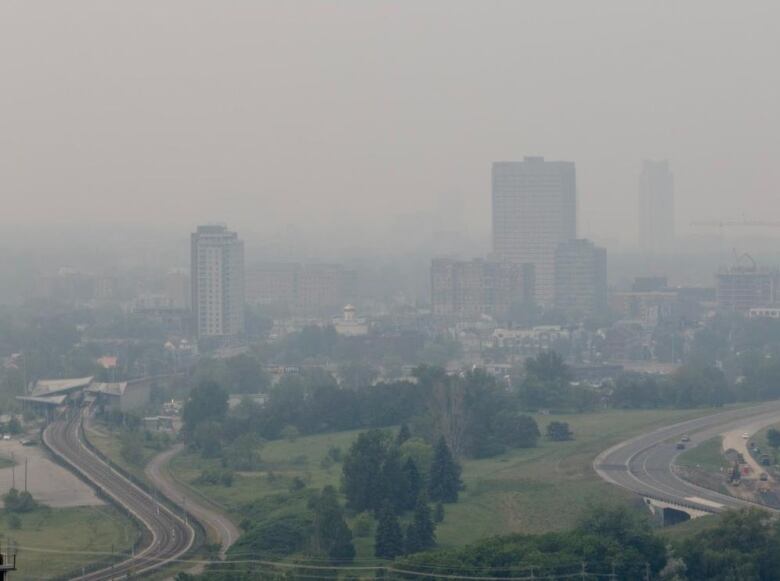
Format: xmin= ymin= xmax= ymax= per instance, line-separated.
xmin=404 ymin=522 xmax=420 ymax=555
xmin=380 ymin=447 xmax=406 ymax=514
xmin=428 ymin=436 xmax=462 ymax=503
xmin=396 ymin=423 xmax=411 ymax=446
xmin=342 ymin=430 xmax=391 ymax=513
xmin=374 ymin=504 xmax=404 ymax=559
xmin=411 ymin=496 xmax=436 ymax=552
xmin=310 ymin=486 xmax=356 ymax=563
xmin=402 ymin=458 xmax=422 ymax=511
xmin=433 ymin=502 xmax=445 ymax=524
xmin=329 ymin=522 xmax=357 ymax=563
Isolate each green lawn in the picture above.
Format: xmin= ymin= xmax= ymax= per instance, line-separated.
xmin=677 ymin=437 xmax=729 ymax=472
xmin=172 ymin=407 xmax=723 ymax=555
xmin=0 ymin=506 xmax=138 ymax=581
xmin=84 ymin=423 xmax=163 ymax=484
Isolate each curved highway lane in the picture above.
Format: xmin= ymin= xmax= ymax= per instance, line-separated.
xmin=43 ymin=408 xmax=197 ymax=580
xmin=594 ymin=402 xmax=780 ymax=514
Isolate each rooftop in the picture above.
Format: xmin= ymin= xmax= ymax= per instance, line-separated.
xmin=30 ymin=377 xmax=93 ymax=398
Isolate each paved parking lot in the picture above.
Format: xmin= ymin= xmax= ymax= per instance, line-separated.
xmin=0 ymin=439 xmax=103 ymax=507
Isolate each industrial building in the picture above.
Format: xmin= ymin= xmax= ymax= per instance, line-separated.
xmin=17 ymin=376 xmax=94 ymax=415
xmin=17 ymin=376 xmax=152 ymax=415
xmin=85 ymin=379 xmax=152 ymax=413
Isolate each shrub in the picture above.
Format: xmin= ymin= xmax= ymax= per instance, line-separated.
xmin=546 ymin=421 xmax=574 ymax=442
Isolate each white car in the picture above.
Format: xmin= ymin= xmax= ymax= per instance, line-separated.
xmin=742 ymin=433 xmax=750 ymax=439
xmin=2 ymin=435 xmax=10 ymax=441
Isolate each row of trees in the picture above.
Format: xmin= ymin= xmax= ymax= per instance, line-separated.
xmin=182 ymin=365 xmax=545 ymax=465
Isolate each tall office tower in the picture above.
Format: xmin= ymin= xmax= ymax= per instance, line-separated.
xmin=554 ymin=239 xmax=607 ymax=319
xmin=191 ymin=225 xmax=245 ymax=339
xmin=492 ymin=157 xmax=576 ymax=303
xmin=638 ymin=160 xmax=675 ymax=254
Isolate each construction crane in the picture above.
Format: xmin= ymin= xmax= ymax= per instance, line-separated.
xmin=690 ymin=218 xmax=780 ymax=264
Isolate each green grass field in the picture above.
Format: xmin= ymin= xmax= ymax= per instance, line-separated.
xmin=84 ymin=423 xmax=163 ymax=485
xmin=677 ymin=436 xmax=729 ymax=472
xmin=0 ymin=506 xmax=138 ymax=581
xmin=171 ymin=407 xmax=723 ymax=554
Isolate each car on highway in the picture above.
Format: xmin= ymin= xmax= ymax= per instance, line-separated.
xmin=676 ymin=442 xmax=686 ymax=450
xmin=760 ymin=472 xmax=769 ymax=481
xmin=681 ymin=435 xmax=690 ymax=442
xmin=743 ymin=432 xmax=750 ymax=439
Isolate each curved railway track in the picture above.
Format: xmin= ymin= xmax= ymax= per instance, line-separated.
xmin=43 ymin=408 xmax=196 ymax=580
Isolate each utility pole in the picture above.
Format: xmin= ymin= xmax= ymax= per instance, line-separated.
xmin=10 ymin=454 xmax=15 ymax=490
xmin=644 ymin=562 xmax=651 ymax=581
xmin=24 ymin=458 xmax=27 ymax=492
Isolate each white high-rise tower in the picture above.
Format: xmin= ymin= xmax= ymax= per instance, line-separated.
xmin=191 ymin=224 xmax=245 ymax=339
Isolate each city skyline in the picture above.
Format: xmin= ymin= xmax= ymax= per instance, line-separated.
xmin=3 ymin=2 xmax=780 ymax=249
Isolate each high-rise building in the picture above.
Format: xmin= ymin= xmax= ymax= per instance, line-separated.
xmin=191 ymin=225 xmax=245 ymax=339
xmin=554 ymin=239 xmax=607 ymax=319
xmin=431 ymin=258 xmax=534 ymax=320
xmin=638 ymin=160 xmax=675 ymax=254
xmin=492 ymin=157 xmax=576 ymax=303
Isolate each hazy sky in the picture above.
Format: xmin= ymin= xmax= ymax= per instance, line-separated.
xmin=2 ymin=1 xmax=779 ymax=251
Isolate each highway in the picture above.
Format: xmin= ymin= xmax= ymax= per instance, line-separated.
xmin=43 ymin=408 xmax=197 ymax=580
xmin=594 ymin=401 xmax=780 ymax=514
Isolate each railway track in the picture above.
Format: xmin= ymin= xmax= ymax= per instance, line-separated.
xmin=43 ymin=408 xmax=196 ymax=580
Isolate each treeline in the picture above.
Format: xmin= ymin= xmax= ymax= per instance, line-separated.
xmin=182 ymin=365 xmax=543 ymax=463
xmin=181 ymin=349 xmax=780 ymax=470
xmin=398 ymin=507 xmax=780 ymax=581
xmin=183 ymin=506 xmax=780 ymax=581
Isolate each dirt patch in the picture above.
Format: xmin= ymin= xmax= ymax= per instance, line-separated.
xmin=0 ymin=439 xmax=103 ymax=508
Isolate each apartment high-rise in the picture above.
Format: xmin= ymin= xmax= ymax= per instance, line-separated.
xmin=638 ymin=160 xmax=675 ymax=254
xmin=492 ymin=157 xmax=576 ymax=304
xmin=191 ymin=225 xmax=245 ymax=339
xmin=554 ymin=239 xmax=607 ymax=319
xmin=431 ymin=258 xmax=534 ymax=321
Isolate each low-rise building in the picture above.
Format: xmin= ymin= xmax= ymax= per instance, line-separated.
xmin=85 ymin=379 xmax=151 ymax=413
xmin=431 ymin=258 xmax=534 ymax=321
xmin=333 ymin=305 xmax=369 ymax=336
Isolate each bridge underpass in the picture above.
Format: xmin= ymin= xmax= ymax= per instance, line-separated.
xmin=644 ymin=497 xmax=712 ymax=526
